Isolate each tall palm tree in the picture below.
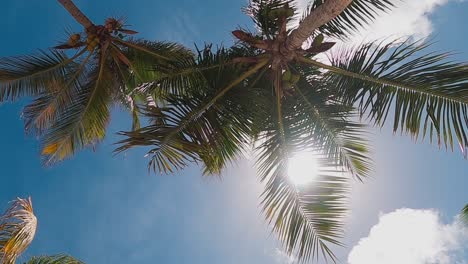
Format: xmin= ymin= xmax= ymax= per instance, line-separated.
xmin=118 ymin=0 xmax=468 ymax=262
xmin=2 ymin=0 xmax=468 ymax=262
xmin=0 ymin=197 xmax=84 ymax=264
xmin=0 ymin=0 xmax=194 ymax=165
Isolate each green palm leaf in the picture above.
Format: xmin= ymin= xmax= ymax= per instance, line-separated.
xmin=285 ymin=63 xmax=371 ymax=180
xmin=117 ymin=48 xmax=268 ymax=174
xmin=0 ymin=49 xmax=82 ymax=101
xmin=117 ymin=39 xmax=199 ymax=97
xmin=300 ymin=40 xmax=468 ymax=156
xmin=254 ymin=83 xmax=349 ymax=262
xmin=26 ymin=254 xmax=84 ymax=264
xmin=295 ymin=83 xmax=370 ymax=180
xmin=259 ymin=159 xmax=349 ymax=263
xmin=41 ymin=52 xmax=113 ymax=164
xmin=22 ymin=52 xmax=93 ymax=135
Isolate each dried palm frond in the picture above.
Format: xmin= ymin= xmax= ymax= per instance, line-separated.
xmin=0 ymin=197 xmax=37 ymax=264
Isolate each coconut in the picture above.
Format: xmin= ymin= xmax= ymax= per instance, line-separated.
xmin=286 ymin=8 xmax=294 ymax=17
xmin=312 ymin=34 xmax=324 ymax=47
xmin=282 ymin=81 xmax=292 ymax=91
xmin=282 ymin=70 xmax=292 ymax=81
xmin=290 ymin=74 xmax=300 ymax=84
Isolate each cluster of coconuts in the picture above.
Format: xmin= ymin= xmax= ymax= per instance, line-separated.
xmin=62 ymin=18 xmax=125 ymax=52
xmin=85 ymin=32 xmax=100 ymax=52
xmin=282 ymin=70 xmax=300 ymax=91
xmin=85 ymin=19 xmax=121 ymax=52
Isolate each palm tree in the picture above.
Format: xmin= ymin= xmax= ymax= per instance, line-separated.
xmin=2 ymin=0 xmax=468 ymax=262
xmin=0 ymin=0 xmax=194 ymax=165
xmin=0 ymin=197 xmax=83 ymax=264
xmin=117 ymin=0 xmax=468 ymax=262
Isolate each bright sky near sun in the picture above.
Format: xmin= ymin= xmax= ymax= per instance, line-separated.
xmin=0 ymin=0 xmax=467 ymax=263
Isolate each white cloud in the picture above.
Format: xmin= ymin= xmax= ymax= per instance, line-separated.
xmin=348 ymin=208 xmax=468 ymax=264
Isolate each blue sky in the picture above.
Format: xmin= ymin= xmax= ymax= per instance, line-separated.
xmin=0 ymin=0 xmax=467 ymax=263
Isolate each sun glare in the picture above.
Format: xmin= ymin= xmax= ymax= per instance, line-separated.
xmin=287 ymin=152 xmax=319 ymax=185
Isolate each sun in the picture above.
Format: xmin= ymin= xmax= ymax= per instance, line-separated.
xmin=287 ymin=152 xmax=320 ymax=185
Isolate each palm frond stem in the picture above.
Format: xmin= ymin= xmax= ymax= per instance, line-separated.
xmin=44 ymin=48 xmax=108 ymax=164
xmin=160 ymin=59 xmax=269 ymax=146
xmin=298 ymin=56 xmax=468 ymax=105
xmin=112 ymin=38 xmax=173 ymax=61
xmin=2 ymin=48 xmax=86 ymax=90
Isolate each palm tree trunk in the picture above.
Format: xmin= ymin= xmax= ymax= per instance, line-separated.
xmin=58 ymin=0 xmax=93 ymax=29
xmin=286 ymin=0 xmax=352 ymax=50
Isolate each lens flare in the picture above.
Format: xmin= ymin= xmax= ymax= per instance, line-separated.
xmin=287 ymin=152 xmax=319 ymax=185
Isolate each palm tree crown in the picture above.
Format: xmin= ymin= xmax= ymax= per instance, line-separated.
xmin=0 ymin=0 xmax=194 ymax=165
xmin=118 ymin=0 xmax=468 ymax=262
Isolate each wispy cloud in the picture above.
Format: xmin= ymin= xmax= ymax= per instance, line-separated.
xmin=295 ymin=0 xmax=464 ymax=44
xmin=348 ymin=208 xmax=468 ymax=264
xmin=345 ymin=0 xmax=463 ymax=44
xmin=273 ymin=248 xmax=296 ymax=264
xmin=158 ymin=10 xmax=200 ymax=46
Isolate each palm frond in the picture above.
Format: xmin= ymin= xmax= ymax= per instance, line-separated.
xmin=0 ymin=49 xmax=82 ymax=101
xmin=6 ymin=37 xmax=197 ymax=163
xmin=245 ymin=68 xmax=350 ymax=262
xmin=41 ymin=51 xmax=113 ymax=164
xmin=293 ymin=68 xmax=371 ymax=180
xmin=113 ymin=38 xmax=187 ymax=62
xmin=118 ymin=39 xmax=199 ymax=98
xmin=0 ymin=197 xmax=37 ymax=264
xmin=22 ymin=52 xmax=93 ymax=135
xmin=117 ymin=47 xmax=268 ymax=174
xmin=27 ymin=254 xmax=84 ymax=264
xmin=300 ymin=40 xmax=468 ymax=156
xmin=191 ymin=46 xmax=270 ymax=175
xmin=255 ymin=92 xmax=348 ymax=262
xmin=260 ymin=160 xmax=348 ymax=263
xmin=304 ymin=0 xmax=395 ymax=39
xmin=22 ymin=85 xmax=72 ymax=136
xmin=116 ymin=100 xmax=204 ymax=174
